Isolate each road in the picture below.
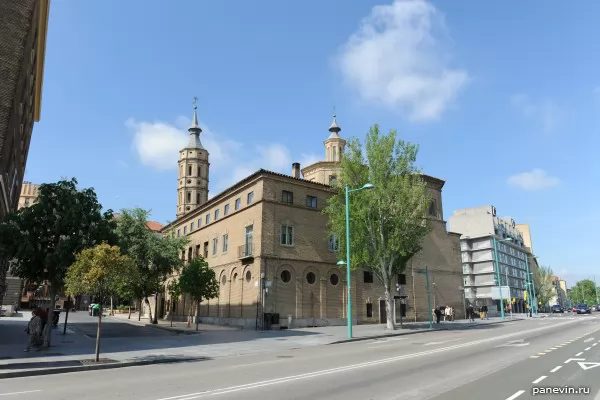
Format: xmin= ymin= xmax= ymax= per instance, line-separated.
xmin=1 ymin=314 xmax=599 ymax=399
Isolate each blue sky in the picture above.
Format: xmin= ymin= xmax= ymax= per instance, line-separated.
xmin=27 ymin=0 xmax=600 ymax=286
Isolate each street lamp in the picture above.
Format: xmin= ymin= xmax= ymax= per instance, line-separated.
xmin=492 ymin=236 xmax=512 ymax=320
xmin=338 ymin=182 xmax=375 ymax=339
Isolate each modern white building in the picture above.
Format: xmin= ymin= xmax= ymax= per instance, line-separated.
xmin=448 ymin=206 xmax=532 ymax=315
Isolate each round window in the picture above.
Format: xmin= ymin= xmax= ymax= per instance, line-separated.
xmin=306 ymin=272 xmax=316 ymax=285
xmin=245 ymin=270 xmax=252 ymax=283
xmin=187 ymin=179 xmax=192 ymax=184
xmin=280 ymin=270 xmax=291 ymax=283
xmin=221 ymin=275 xmax=226 ymax=285
xmin=330 ymin=273 xmax=339 ymax=286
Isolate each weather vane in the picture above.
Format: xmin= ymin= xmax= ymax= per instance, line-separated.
xmin=193 ymin=96 xmax=198 ymax=110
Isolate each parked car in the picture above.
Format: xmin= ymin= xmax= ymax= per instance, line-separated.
xmin=576 ymin=304 xmax=592 ymax=314
xmin=551 ymin=305 xmax=564 ymax=313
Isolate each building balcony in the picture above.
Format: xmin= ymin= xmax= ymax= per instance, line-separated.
xmin=238 ymin=244 xmax=254 ymax=260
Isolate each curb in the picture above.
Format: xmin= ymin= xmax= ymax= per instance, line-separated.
xmin=0 ymin=356 xmax=208 ymax=380
xmin=328 ymin=318 xmax=524 ymax=345
xmin=105 ymin=316 xmax=200 ymax=335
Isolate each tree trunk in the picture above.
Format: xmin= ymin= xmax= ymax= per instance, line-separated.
xmin=145 ymin=297 xmax=153 ymax=322
xmin=195 ymin=299 xmax=200 ymax=331
xmin=44 ymin=286 xmax=58 ymax=348
xmin=95 ymin=302 xmax=102 ymax=362
xmin=153 ymin=290 xmax=159 ymax=324
xmin=384 ymin=287 xmax=395 ymax=330
xmin=128 ymin=305 xmax=132 ymax=319
xmin=137 ymin=298 xmax=142 ymax=321
xmin=63 ymin=295 xmax=71 ymax=335
xmin=0 ymin=259 xmax=8 ymax=308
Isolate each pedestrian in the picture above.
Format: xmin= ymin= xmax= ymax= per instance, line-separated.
xmin=445 ymin=306 xmax=452 ymax=322
xmin=37 ymin=307 xmax=48 ymax=332
xmin=434 ymin=307 xmax=442 ymax=324
xmin=24 ymin=310 xmax=42 ymax=352
xmin=482 ymin=304 xmax=488 ymax=319
xmin=466 ymin=304 xmax=475 ymax=321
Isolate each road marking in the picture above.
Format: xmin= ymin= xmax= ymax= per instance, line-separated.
xmin=532 ymin=376 xmax=547 ymax=384
xmin=496 ymin=339 xmax=530 ymax=348
xmin=506 ymin=390 xmax=525 ymax=400
xmin=0 ymin=391 xmax=42 ymax=397
xmin=594 ymin=343 xmax=598 ymax=347
xmin=578 ymin=362 xmax=600 ymax=370
xmin=538 ymin=352 xmax=547 ymax=355
xmin=586 ymin=347 xmax=592 ymax=351
xmin=154 ymin=321 xmax=583 ymax=400
xmin=565 ymin=358 xmax=586 ymax=364
xmin=584 ymin=337 xmax=595 ymax=343
xmin=424 ymin=338 xmax=462 ymax=346
xmin=576 ymin=352 xmax=584 ymax=356
xmin=530 ymin=356 xmax=539 ymax=358
xmin=550 ymin=366 xmax=562 ymax=372
xmin=550 ymin=347 xmax=558 ymax=350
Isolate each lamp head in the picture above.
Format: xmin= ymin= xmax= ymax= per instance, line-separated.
xmin=362 ymin=183 xmax=375 ymax=190
xmin=337 ymin=260 xmax=347 ymax=266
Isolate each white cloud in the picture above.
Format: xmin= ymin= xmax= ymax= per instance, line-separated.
xmin=507 ymin=169 xmax=561 ymax=191
xmin=337 ymin=0 xmax=469 ymax=122
xmin=510 ymin=94 xmax=564 ymax=132
xmin=127 ymin=117 xmax=322 ymax=196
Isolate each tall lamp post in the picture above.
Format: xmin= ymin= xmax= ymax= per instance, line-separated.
xmin=337 ymin=183 xmax=375 ymax=339
xmin=492 ymin=236 xmax=512 ymax=320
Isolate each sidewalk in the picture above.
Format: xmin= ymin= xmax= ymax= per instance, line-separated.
xmin=0 ymin=313 xmax=524 ymax=379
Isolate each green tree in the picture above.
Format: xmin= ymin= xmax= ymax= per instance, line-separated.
xmin=64 ymin=243 xmax=132 ymax=361
xmin=178 ymin=257 xmax=219 ymax=331
xmin=323 ymin=125 xmax=432 ymax=330
xmin=569 ymin=279 xmax=598 ymax=306
xmin=115 ymin=208 xmax=188 ymax=323
xmin=0 ymin=178 xmax=116 ymax=347
xmin=167 ymin=278 xmax=182 ymax=327
xmin=533 ymin=266 xmax=555 ymax=311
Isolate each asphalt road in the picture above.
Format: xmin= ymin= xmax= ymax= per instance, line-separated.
xmin=1 ymin=315 xmax=599 ymax=400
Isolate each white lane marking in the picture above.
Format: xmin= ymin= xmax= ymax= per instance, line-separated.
xmin=538 ymin=353 xmax=547 ymax=355
xmin=229 ymin=360 xmax=282 ymax=369
xmin=424 ymin=338 xmax=463 ymax=346
xmin=532 ymin=376 xmax=547 ymax=384
xmin=594 ymin=343 xmax=598 ymax=347
xmin=153 ymin=320 xmax=584 ymax=400
xmin=576 ymin=352 xmax=584 ymax=356
xmin=584 ymin=337 xmax=595 ymax=343
xmin=586 ymin=347 xmax=592 ymax=351
xmin=506 ymin=390 xmax=525 ymax=400
xmin=530 ymin=356 xmax=539 ymax=358
xmin=565 ymin=358 xmax=586 ymax=363
xmin=550 ymin=365 xmax=562 ymax=372
xmin=0 ymin=391 xmax=42 ymax=397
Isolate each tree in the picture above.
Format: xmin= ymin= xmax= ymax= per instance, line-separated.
xmin=323 ymin=125 xmax=432 ymax=330
xmin=167 ymin=279 xmax=182 ymax=327
xmin=0 ymin=178 xmax=116 ymax=347
xmin=64 ymin=243 xmax=132 ymax=361
xmin=569 ymin=279 xmax=598 ymax=306
xmin=178 ymin=257 xmax=219 ymax=331
xmin=115 ymin=208 xmax=188 ymax=323
xmin=533 ymin=266 xmax=555 ymax=311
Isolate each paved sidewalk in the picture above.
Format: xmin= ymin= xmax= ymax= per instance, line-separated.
xmin=0 ymin=312 xmax=525 ymax=379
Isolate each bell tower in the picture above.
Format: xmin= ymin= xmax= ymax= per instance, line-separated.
xmin=176 ymin=97 xmax=210 ymax=218
xmin=324 ymin=114 xmax=346 ymax=162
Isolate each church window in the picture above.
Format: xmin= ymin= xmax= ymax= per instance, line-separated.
xmin=183 ymin=226 xmax=187 ymax=235
xmin=428 ymin=200 xmax=437 ymax=217
xmin=280 ymin=270 xmax=291 ymax=283
xmin=198 ymin=218 xmax=202 ymax=228
xmin=188 ymin=165 xmax=192 ymax=176
xmin=212 ymin=237 xmax=218 ymax=256
xmin=281 ymin=190 xmax=293 ymax=204
xmin=306 ymin=195 xmax=317 ymax=209
xmin=363 ymin=271 xmax=374 ymax=283
xmin=196 ymin=193 xmax=200 ymax=204
xmin=177 ymin=229 xmax=180 ymax=237
xmin=197 ymin=166 xmax=201 ymax=177
xmin=247 ymin=191 xmax=254 ymax=204
xmin=306 ymin=272 xmax=316 ymax=285
xmin=205 ymin=214 xmax=210 ymax=224
xmin=329 ymin=175 xmax=337 ymax=185
xmin=190 ymin=222 xmax=194 ymax=231
xmin=224 ymin=204 xmax=230 ymax=216
xmin=328 ymin=235 xmax=339 ymax=251
xmin=280 ymin=221 xmax=294 ymax=246
xmin=187 ymin=192 xmax=191 ymax=203
xmin=222 ymin=234 xmax=228 ymax=253
xmin=234 ymin=198 xmax=241 ymax=210
xmin=333 ymin=146 xmax=337 ymax=161
xmin=330 ymin=273 xmax=339 ymax=286
xmin=214 ymin=209 xmax=220 ymax=220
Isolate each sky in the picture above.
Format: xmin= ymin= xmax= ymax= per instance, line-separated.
xmin=26 ymin=0 xmax=600 ymax=287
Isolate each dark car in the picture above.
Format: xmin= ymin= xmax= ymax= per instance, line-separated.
xmin=551 ymin=305 xmax=564 ymax=313
xmin=576 ymin=304 xmax=592 ymax=314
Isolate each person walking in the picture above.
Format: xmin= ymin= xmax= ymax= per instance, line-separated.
xmin=24 ymin=310 xmax=42 ymax=352
xmin=466 ymin=304 xmax=475 ymax=321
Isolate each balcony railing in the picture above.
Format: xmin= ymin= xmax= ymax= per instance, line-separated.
xmin=238 ymin=243 xmax=253 ymax=259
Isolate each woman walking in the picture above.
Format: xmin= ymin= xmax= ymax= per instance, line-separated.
xmin=24 ymin=309 xmax=42 ymax=352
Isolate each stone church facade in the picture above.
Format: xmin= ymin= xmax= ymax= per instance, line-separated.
xmin=160 ymin=102 xmax=465 ymax=329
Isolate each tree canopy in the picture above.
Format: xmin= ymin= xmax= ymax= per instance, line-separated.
xmin=569 ymin=279 xmax=599 ymax=305
xmin=178 ymin=257 xmax=219 ymax=331
xmin=532 ymin=265 xmax=555 ymax=309
xmin=323 ymin=124 xmax=432 ymax=329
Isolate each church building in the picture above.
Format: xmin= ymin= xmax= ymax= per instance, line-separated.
xmin=161 ymin=100 xmax=465 ymax=329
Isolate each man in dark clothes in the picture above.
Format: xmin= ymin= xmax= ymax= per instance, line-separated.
xmin=36 ymin=307 xmax=48 ymax=331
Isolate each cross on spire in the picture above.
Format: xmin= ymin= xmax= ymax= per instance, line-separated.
xmin=193 ymin=96 xmax=198 ymax=110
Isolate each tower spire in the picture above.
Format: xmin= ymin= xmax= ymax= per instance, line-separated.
xmin=187 ymin=96 xmax=203 ymax=148
xmin=328 ymin=111 xmax=341 ymax=138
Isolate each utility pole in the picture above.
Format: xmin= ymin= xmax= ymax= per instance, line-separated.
xmin=425 ymin=266 xmax=432 ymax=329
xmin=595 ymin=276 xmax=599 ymax=305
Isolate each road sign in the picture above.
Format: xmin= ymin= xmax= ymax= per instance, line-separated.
xmin=491 ymin=286 xmax=510 ymax=300
xmin=578 ymin=362 xmax=600 ymax=370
